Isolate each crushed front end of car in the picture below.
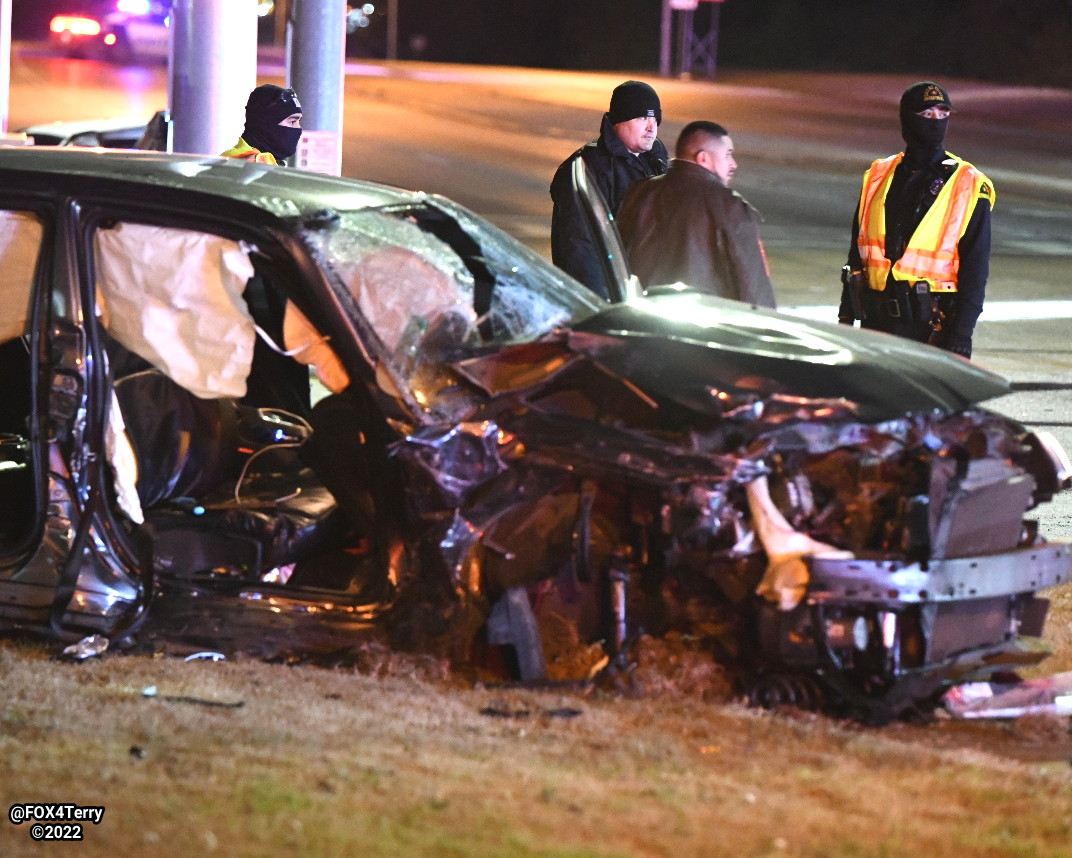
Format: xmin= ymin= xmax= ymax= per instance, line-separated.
xmin=385 ymin=286 xmax=1072 ymax=723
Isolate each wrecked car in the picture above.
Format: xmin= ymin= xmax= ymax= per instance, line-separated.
xmin=0 ymin=148 xmax=1068 ymax=724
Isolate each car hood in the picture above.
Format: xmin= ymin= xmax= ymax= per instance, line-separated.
xmin=569 ymin=290 xmax=1009 ymax=422
xmin=456 ymin=290 xmax=1008 ymax=426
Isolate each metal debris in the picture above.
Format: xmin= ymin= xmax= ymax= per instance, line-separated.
xmin=141 ymin=685 xmax=245 ymax=709
xmin=943 ymin=671 xmax=1072 ymax=719
xmin=61 ymin=634 xmax=110 ymax=661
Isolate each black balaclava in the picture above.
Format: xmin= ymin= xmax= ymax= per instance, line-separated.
xmin=899 ymin=81 xmax=951 ymax=165
xmin=242 ymin=84 xmax=302 ymax=163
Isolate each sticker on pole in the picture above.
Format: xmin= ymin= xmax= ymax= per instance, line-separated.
xmin=294 ymin=130 xmax=341 ymax=176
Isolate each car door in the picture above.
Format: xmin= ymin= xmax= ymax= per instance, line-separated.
xmin=0 ymin=197 xmax=137 ymax=638
xmin=569 ymin=158 xmax=643 ymax=304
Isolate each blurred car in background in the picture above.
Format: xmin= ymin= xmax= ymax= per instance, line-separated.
xmin=48 ymin=1 xmax=381 ymax=63
xmin=50 ymin=0 xmax=171 ymax=63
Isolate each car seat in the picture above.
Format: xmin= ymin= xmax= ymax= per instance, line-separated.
xmin=112 ymin=367 xmax=344 ymax=580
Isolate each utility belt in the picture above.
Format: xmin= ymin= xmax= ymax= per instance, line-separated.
xmin=842 ymin=267 xmax=953 ymax=327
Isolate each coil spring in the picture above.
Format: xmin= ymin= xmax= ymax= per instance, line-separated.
xmin=746 ymin=673 xmax=826 ymax=712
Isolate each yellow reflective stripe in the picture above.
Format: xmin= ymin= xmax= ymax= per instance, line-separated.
xmin=857 ymin=155 xmax=899 ymax=290
xmin=891 ymin=163 xmax=986 ymax=290
xmin=220 ymin=138 xmax=279 ymax=166
xmin=856 ymin=155 xmax=993 ymax=294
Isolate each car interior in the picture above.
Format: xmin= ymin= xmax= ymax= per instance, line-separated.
xmin=91 ymin=219 xmax=391 ymax=598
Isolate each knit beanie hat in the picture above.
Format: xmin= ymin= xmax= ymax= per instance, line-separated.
xmin=608 ymin=80 xmax=662 ymax=125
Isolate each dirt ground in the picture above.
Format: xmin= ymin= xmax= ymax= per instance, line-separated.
xmin=2 ymin=584 xmax=1071 ymax=858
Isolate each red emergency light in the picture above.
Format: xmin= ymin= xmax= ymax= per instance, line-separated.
xmin=50 ymin=16 xmax=103 ymax=37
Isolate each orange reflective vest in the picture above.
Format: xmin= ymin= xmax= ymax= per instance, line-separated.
xmin=220 ymin=138 xmax=279 ymax=166
xmin=856 ymin=153 xmax=995 ymax=292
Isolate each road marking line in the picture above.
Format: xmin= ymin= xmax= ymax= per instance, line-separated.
xmin=780 ymin=300 xmax=1072 ymax=322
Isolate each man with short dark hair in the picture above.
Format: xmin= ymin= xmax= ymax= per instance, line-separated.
xmin=549 ymin=80 xmax=669 ymax=299
xmin=838 ymin=81 xmax=995 ymax=358
xmin=616 ymin=120 xmax=775 ymax=307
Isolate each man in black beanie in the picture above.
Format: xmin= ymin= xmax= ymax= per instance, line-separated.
xmin=221 ymin=84 xmax=303 ymax=166
xmin=550 ymin=80 xmax=669 ymax=299
xmin=837 ymin=81 xmax=995 ymax=358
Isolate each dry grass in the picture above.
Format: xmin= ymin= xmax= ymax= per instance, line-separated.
xmin=2 ymin=585 xmax=1072 ymax=858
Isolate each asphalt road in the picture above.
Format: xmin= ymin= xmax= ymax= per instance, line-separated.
xmin=8 ymin=50 xmax=1072 ymax=535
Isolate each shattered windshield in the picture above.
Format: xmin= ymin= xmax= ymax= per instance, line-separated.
xmin=301 ymin=201 xmax=604 ymax=362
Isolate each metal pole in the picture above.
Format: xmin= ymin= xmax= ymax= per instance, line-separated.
xmin=708 ymin=1 xmax=721 ymax=80
xmin=677 ymin=8 xmax=692 ymax=77
xmin=659 ymin=0 xmax=672 ymax=78
xmin=387 ymin=0 xmax=398 ymax=61
xmin=171 ymin=0 xmax=259 ymax=156
xmin=288 ymin=0 xmax=345 ymax=175
xmin=275 ymin=0 xmax=289 ymax=46
xmin=0 ymin=0 xmax=10 ymax=134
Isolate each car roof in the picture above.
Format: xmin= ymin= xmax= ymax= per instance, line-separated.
xmin=0 ymin=147 xmax=421 ymax=222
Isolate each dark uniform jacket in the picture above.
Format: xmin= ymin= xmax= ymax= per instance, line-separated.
xmin=616 ymin=159 xmax=776 ymax=308
xmin=550 ymin=115 xmax=669 ymax=299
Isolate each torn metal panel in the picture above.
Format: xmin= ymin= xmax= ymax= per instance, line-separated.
xmin=943 ymin=671 xmax=1072 ymax=718
xmin=396 ymin=420 xmax=513 ymax=506
xmin=451 ymin=340 xmax=582 ymax=397
xmin=807 ymin=544 xmax=1071 ymax=604
xmin=929 ymin=458 xmax=1035 ymax=559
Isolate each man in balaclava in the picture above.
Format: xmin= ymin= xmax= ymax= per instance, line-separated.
xmin=549 ymin=80 xmax=669 ymax=299
xmin=837 ymin=81 xmax=995 ymax=358
xmin=221 ymin=84 xmax=303 ymax=166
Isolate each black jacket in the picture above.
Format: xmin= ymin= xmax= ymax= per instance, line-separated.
xmin=550 ymin=115 xmax=669 ymax=299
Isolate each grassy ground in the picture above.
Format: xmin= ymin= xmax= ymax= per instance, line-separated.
xmin=2 ymin=584 xmax=1071 ymax=858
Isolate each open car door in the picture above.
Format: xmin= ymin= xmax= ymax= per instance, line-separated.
xmin=570 ymin=158 xmax=643 ymax=304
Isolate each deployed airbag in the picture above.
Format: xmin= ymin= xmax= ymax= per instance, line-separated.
xmin=0 ymin=211 xmax=41 ymax=343
xmin=95 ymin=222 xmax=256 ymax=399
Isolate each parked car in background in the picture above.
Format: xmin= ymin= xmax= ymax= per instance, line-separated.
xmin=0 ymin=147 xmax=1067 ymax=724
xmin=17 ymin=111 xmax=171 ymax=151
xmin=18 ymin=117 xmax=150 ymax=148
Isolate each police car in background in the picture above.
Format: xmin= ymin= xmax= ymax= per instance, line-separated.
xmin=50 ymin=0 xmax=171 ymax=63
xmin=50 ymin=2 xmax=373 ymax=64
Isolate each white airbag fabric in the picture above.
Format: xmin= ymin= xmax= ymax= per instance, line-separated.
xmin=0 ymin=211 xmax=42 ymax=342
xmin=95 ymin=223 xmax=256 ymax=399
